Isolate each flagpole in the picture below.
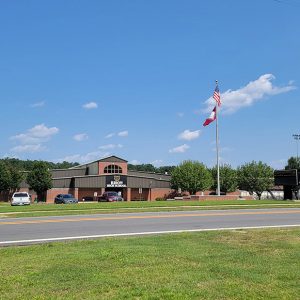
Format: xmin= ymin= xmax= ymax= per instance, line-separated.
xmin=215 ymin=80 xmax=221 ymax=197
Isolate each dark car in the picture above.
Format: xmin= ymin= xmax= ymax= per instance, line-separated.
xmin=98 ymin=191 xmax=123 ymax=202
xmin=82 ymin=196 xmax=94 ymax=202
xmin=54 ymin=194 xmax=79 ymax=204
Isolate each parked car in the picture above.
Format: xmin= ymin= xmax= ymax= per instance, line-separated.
xmin=98 ymin=191 xmax=123 ymax=202
xmin=82 ymin=196 xmax=94 ymax=202
xmin=54 ymin=194 xmax=78 ymax=204
xmin=11 ymin=192 xmax=31 ymax=206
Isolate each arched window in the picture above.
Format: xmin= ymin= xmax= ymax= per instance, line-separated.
xmin=104 ymin=164 xmax=122 ymax=174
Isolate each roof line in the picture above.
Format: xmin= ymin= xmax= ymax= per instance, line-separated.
xmin=52 ymin=174 xmax=170 ymax=181
xmin=69 ymin=155 xmax=128 ymax=169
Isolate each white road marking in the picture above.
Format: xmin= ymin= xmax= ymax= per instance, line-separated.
xmin=1 ymin=224 xmax=300 ymax=245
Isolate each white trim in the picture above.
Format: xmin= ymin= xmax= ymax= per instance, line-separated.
xmin=1 ymin=224 xmax=299 ymax=245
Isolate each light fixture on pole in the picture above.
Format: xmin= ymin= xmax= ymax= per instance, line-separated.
xmin=292 ymin=134 xmax=300 ymax=160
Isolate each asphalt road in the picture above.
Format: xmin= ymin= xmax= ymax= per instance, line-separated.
xmin=1 ymin=208 xmax=300 ymax=246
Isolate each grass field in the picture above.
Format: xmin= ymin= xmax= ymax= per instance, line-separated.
xmin=0 ymin=228 xmax=299 ymax=299
xmin=0 ymin=199 xmax=299 ymax=218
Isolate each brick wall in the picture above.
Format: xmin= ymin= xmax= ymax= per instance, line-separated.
xmin=130 ymin=188 xmax=149 ymax=201
xmin=46 ymin=188 xmax=78 ymax=203
xmin=78 ymin=188 xmax=103 ymax=201
xmin=98 ymin=162 xmax=128 ymax=175
xmin=149 ymin=188 xmax=172 ymax=201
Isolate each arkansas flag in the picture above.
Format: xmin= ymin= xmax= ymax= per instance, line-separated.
xmin=203 ymin=106 xmax=216 ymax=126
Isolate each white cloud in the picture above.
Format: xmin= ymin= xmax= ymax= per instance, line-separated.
xmin=11 ymin=124 xmax=59 ymax=145
xmin=105 ymin=133 xmax=115 ymax=138
xmin=27 ymin=124 xmax=58 ymax=138
xmin=10 ymin=124 xmax=59 ymax=153
xmin=203 ymin=74 xmax=296 ymax=114
xmin=177 ymin=112 xmax=184 ymax=118
xmin=178 ymin=129 xmax=201 ymax=141
xmin=269 ymin=158 xmax=286 ymax=169
xmin=11 ymin=144 xmax=45 ymax=153
xmin=2 ymin=153 xmax=19 ymax=159
xmin=152 ymin=159 xmax=163 ymax=166
xmin=169 ymin=144 xmax=190 ymax=153
xmin=82 ymin=102 xmax=98 ymax=109
xmin=56 ymin=151 xmax=110 ymax=164
xmin=31 ymin=101 xmax=45 ymax=108
xmin=130 ymin=159 xmax=140 ymax=165
xmin=11 ymin=134 xmax=40 ymax=145
xmin=118 ymin=131 xmax=128 ymax=137
xmin=105 ymin=131 xmax=128 ymax=138
xmin=98 ymin=144 xmax=123 ymax=150
xmin=73 ymin=133 xmax=88 ymax=142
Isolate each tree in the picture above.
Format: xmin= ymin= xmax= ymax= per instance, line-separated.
xmin=7 ymin=165 xmax=24 ymax=193
xmin=0 ymin=157 xmax=79 ymax=171
xmin=128 ymin=163 xmax=176 ymax=174
xmin=0 ymin=161 xmax=11 ymax=194
xmin=0 ymin=161 xmax=24 ymax=201
xmin=156 ymin=166 xmax=176 ymax=175
xmin=128 ymin=164 xmax=156 ymax=172
xmin=53 ymin=161 xmax=79 ymax=169
xmin=237 ymin=161 xmax=274 ymax=200
xmin=285 ymin=156 xmax=300 ymax=170
xmin=26 ymin=161 xmax=53 ymax=201
xmin=211 ymin=164 xmax=238 ymax=193
xmin=171 ymin=160 xmax=213 ymax=195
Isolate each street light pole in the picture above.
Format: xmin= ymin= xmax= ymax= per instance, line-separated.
xmin=292 ymin=134 xmax=300 ymax=160
xmin=215 ymin=80 xmax=220 ymax=197
xmin=292 ymin=134 xmax=300 ymax=200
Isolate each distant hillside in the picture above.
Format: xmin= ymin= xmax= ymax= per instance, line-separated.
xmin=0 ymin=158 xmax=79 ymax=171
xmin=1 ymin=158 xmax=175 ymax=174
xmin=127 ymin=163 xmax=175 ymax=174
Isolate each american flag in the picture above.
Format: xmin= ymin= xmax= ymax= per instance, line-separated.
xmin=213 ymin=85 xmax=221 ymax=106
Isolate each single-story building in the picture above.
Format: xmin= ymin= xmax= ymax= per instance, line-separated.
xmin=20 ymin=155 xmax=172 ymax=202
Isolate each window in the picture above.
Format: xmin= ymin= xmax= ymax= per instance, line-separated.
xmin=62 ymin=194 xmax=74 ymax=198
xmin=13 ymin=193 xmax=29 ymax=197
xmin=104 ymin=164 xmax=122 ymax=174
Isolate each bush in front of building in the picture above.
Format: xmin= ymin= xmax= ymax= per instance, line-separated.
xmin=162 ymin=190 xmax=188 ymax=200
xmin=155 ymin=197 xmax=166 ymax=201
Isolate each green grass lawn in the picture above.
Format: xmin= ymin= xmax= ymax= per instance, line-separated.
xmin=0 ymin=199 xmax=300 ymax=218
xmin=1 ymin=228 xmax=299 ymax=299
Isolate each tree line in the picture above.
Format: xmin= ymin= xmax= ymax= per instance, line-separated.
xmin=127 ymin=164 xmax=176 ymax=174
xmin=0 ymin=158 xmax=79 ymax=171
xmin=0 ymin=158 xmax=77 ymax=201
xmin=171 ymin=157 xmax=300 ymax=199
xmin=171 ymin=161 xmax=273 ymax=199
xmin=0 ymin=157 xmax=299 ymax=201
xmin=0 ymin=160 xmax=53 ymax=201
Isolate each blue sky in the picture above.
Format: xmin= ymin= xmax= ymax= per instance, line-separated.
xmin=1 ymin=0 xmax=299 ymax=169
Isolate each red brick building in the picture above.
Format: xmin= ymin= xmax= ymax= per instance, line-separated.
xmin=21 ymin=156 xmax=172 ymax=203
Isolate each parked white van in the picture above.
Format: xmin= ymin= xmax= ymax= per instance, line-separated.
xmin=11 ymin=192 xmax=31 ymax=206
